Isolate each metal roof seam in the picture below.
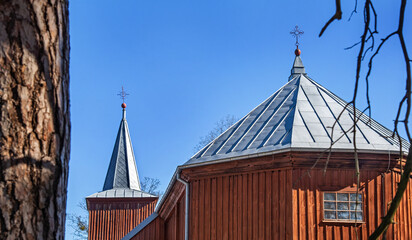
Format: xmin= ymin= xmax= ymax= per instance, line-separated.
xmin=228 ymin=87 xmax=291 ymax=153
xmin=216 ymin=116 xmax=248 ymax=154
xmin=299 ymin=84 xmax=332 ymax=140
xmin=209 ymin=115 xmax=249 ymax=156
xmin=316 ymin=87 xmax=352 ymax=143
xmin=306 ymin=75 xmax=407 ymax=148
xmin=213 ymin=115 xmax=251 ymax=155
xmin=243 ymin=83 xmax=299 ymax=150
xmin=240 ymin=93 xmax=287 ymax=150
xmin=227 ymin=82 xmax=297 ymax=153
xmin=195 ymin=115 xmax=247 ymax=159
xmin=278 ymin=126 xmax=293 ymax=145
xmin=297 ymin=109 xmax=316 ymax=142
xmin=261 ymin=104 xmax=296 ymax=148
xmin=347 ymin=113 xmax=372 ymax=144
xmin=190 ymin=78 xmax=297 ymax=160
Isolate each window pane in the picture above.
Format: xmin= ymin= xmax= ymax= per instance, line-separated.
xmin=337 ymin=211 xmax=349 ymax=219
xmin=337 ymin=193 xmax=349 ymax=201
xmin=350 ymin=203 xmax=362 ymax=211
xmin=337 ymin=202 xmax=349 ymax=210
xmin=324 ymin=211 xmax=336 ymax=219
xmin=324 ymin=193 xmax=336 ymax=201
xmin=350 ymin=193 xmax=362 ymax=201
xmin=323 ymin=191 xmax=363 ymax=222
xmin=324 ymin=202 xmax=336 ymax=210
xmin=350 ymin=212 xmax=363 ymax=220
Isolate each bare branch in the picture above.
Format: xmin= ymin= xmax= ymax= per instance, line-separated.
xmin=345 ymin=40 xmax=362 ymax=50
xmin=349 ymin=0 xmax=358 ymax=20
xmin=365 ymin=32 xmax=397 ymax=87
xmin=369 ymin=0 xmax=411 ymax=238
xmin=140 ymin=177 xmax=163 ymax=196
xmin=319 ymin=0 xmax=342 ymax=37
xmin=194 ymin=115 xmax=238 ymax=152
xmin=369 ymin=147 xmax=412 ymax=239
xmin=370 ymin=1 xmax=378 ymax=33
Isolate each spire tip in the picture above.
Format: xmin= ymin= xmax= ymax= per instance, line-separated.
xmin=295 ymin=48 xmax=301 ymax=56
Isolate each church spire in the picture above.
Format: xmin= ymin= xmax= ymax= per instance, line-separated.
xmin=289 ymin=25 xmax=306 ymax=80
xmin=290 ymin=52 xmax=306 ymax=77
xmin=102 ymin=90 xmax=141 ymax=191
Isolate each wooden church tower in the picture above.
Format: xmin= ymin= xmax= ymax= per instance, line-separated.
xmin=86 ymin=102 xmax=158 ymax=240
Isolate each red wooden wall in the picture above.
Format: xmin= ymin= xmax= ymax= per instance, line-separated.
xmin=190 ymin=169 xmax=293 ymax=239
xmin=292 ymin=168 xmax=412 ymax=240
xmin=164 ymin=195 xmax=185 ymax=240
xmin=125 ymin=152 xmax=411 ymax=240
xmin=87 ymin=198 xmax=157 ymax=240
xmin=130 ymin=192 xmax=186 ymax=240
xmin=130 ymin=216 xmax=165 ymax=240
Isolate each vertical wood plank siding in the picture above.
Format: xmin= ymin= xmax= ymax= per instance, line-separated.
xmin=189 ymin=169 xmax=293 ymax=239
xmin=88 ymin=199 xmax=157 ymax=240
xmin=126 ymin=153 xmax=411 ymax=240
xmin=292 ymin=169 xmax=412 ymax=240
xmin=130 ymin=216 xmax=165 ymax=240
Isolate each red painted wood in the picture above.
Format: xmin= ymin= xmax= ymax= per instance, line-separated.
xmin=124 ymin=152 xmax=412 ymax=240
xmin=87 ymin=198 xmax=157 ymax=240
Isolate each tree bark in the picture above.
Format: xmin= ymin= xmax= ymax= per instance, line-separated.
xmin=0 ymin=0 xmax=70 ymax=239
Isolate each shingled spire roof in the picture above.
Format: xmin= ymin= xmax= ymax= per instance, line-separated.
xmin=186 ymin=53 xmax=409 ymax=166
xmin=88 ymin=104 xmax=156 ymax=198
xmin=102 ymin=106 xmax=141 ymax=191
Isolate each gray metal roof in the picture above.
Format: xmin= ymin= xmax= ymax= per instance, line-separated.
xmin=102 ymin=108 xmax=141 ymax=191
xmin=87 ymin=188 xmax=156 ymax=198
xmin=186 ymin=55 xmax=409 ymax=166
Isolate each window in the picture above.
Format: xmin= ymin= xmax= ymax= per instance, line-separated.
xmin=323 ymin=192 xmax=363 ymax=222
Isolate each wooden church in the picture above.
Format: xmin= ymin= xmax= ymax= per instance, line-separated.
xmin=87 ymin=47 xmax=411 ymax=240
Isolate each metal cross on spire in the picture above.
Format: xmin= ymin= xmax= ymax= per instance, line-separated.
xmin=290 ymin=25 xmax=304 ymax=47
xmin=118 ymin=86 xmax=129 ymax=103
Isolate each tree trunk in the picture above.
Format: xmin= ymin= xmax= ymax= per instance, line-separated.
xmin=0 ymin=0 xmax=70 ymax=239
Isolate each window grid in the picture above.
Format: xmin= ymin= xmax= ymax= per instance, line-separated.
xmin=323 ymin=192 xmax=363 ymax=222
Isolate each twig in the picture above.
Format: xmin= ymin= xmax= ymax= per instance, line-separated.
xmin=349 ymin=0 xmax=358 ymax=21
xmin=319 ymin=0 xmax=342 ymax=37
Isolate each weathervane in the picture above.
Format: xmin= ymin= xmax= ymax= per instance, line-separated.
xmin=290 ymin=25 xmax=304 ymax=48
xmin=118 ymin=86 xmax=129 ymax=109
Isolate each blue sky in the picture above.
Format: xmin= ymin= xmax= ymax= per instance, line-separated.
xmin=67 ymin=0 xmax=410 ymax=238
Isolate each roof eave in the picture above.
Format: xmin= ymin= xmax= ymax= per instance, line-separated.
xmin=182 ymin=147 xmax=408 ymax=170
xmin=153 ymin=145 xmax=408 ymax=220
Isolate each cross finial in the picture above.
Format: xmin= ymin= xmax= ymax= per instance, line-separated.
xmin=290 ymin=25 xmax=304 ymax=48
xmin=118 ymin=86 xmax=129 ymax=109
xmin=118 ymin=86 xmax=129 ymax=103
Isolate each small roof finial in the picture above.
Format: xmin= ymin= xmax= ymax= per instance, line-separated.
xmin=290 ymin=25 xmax=304 ymax=56
xmin=118 ymin=86 xmax=129 ymax=109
